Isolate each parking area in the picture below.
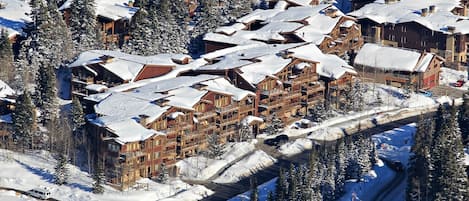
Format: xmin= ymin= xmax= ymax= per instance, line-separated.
xmin=429 ymin=85 xmax=467 ymax=98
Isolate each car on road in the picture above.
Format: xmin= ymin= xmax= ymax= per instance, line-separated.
xmin=263 ymin=134 xmax=289 ymax=146
xmin=27 ymin=187 xmax=51 ymax=200
xmin=454 ymin=79 xmax=466 ymax=87
xmin=388 ymin=160 xmax=404 ymax=172
xmin=418 ymin=89 xmax=433 ymax=97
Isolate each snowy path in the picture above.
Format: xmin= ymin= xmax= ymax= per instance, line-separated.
xmin=0 ymin=186 xmax=59 ymax=201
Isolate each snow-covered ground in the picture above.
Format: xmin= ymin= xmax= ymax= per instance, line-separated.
xmin=213 ymin=150 xmax=276 ymax=184
xmin=440 ymin=67 xmax=468 ymax=89
xmin=0 ymin=149 xmax=212 ymax=201
xmin=230 ymin=124 xmax=418 ymax=201
xmin=177 ymin=141 xmax=257 ymax=181
xmin=279 ymin=138 xmax=313 ymax=157
xmin=340 ymin=123 xmax=417 ymax=201
xmin=227 ymin=178 xmax=277 ymax=201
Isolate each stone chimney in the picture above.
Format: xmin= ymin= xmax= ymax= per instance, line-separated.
xmin=139 ymin=114 xmax=149 ymax=126
xmin=429 ymin=5 xmax=436 ymax=13
xmin=421 ymin=8 xmax=429 ymax=17
xmin=128 ymin=0 xmax=134 ymax=7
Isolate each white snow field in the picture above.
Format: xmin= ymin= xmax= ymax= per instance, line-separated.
xmin=177 ymin=140 xmax=257 ymax=181
xmin=0 ymin=149 xmax=212 ymax=201
xmin=213 ymin=150 xmax=277 ymax=184
xmin=440 ymin=67 xmax=469 ymax=89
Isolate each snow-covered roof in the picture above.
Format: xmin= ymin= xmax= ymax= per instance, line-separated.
xmin=59 ymin=0 xmax=138 ymax=21
xmin=285 ymin=0 xmax=315 ymax=6
xmin=354 ymin=43 xmax=438 ymax=73
xmin=0 ymin=0 xmax=31 ymax=38
xmin=200 ymin=78 xmax=256 ymax=101
xmin=348 ymin=0 xmax=467 ymax=34
xmin=94 ymin=92 xmax=170 ymax=124
xmin=287 ymin=43 xmax=356 ymax=79
xmin=70 ymin=50 xmax=195 ymax=83
xmin=242 ymin=115 xmax=264 ymax=125
xmin=239 ymin=54 xmax=293 ymax=84
xmin=103 ymin=118 xmax=158 ymax=144
xmin=205 ymin=3 xmax=350 ymax=46
xmin=85 ymin=84 xmax=108 ymax=92
xmin=0 ymin=80 xmax=15 ymax=98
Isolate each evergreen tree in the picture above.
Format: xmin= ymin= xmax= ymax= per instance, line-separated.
xmin=70 ymin=0 xmax=101 ymax=52
xmin=275 ymin=168 xmax=286 ymax=201
xmin=189 ymin=0 xmax=228 ymax=55
xmin=308 ymin=149 xmax=323 ymax=201
xmin=431 ymin=105 xmax=468 ymax=200
xmin=153 ymin=0 xmax=188 ymax=54
xmin=0 ymin=30 xmax=15 ymax=84
xmin=54 ymin=153 xmax=69 ymax=185
xmin=71 ymin=98 xmax=86 ymax=134
xmin=35 ymin=60 xmax=58 ymax=124
xmin=265 ymin=114 xmax=283 ymax=135
xmin=157 ymin=163 xmax=169 ymax=183
xmin=92 ymin=164 xmax=105 ymax=194
xmin=287 ymin=163 xmax=298 ymax=200
xmin=46 ymin=0 xmax=74 ymax=65
xmin=250 ymin=177 xmax=259 ymax=201
xmin=309 ymin=101 xmax=327 ymax=123
xmin=207 ymin=132 xmax=225 ymax=159
xmin=267 ymin=191 xmax=275 ymax=201
xmin=459 ymin=92 xmax=469 ymax=143
xmin=238 ymin=123 xmax=253 ymax=142
xmin=334 ymin=139 xmax=347 ymax=197
xmin=407 ymin=116 xmax=433 ymax=201
xmin=122 ymin=3 xmax=157 ymax=55
xmin=320 ymin=149 xmax=336 ymax=200
xmin=225 ymin=0 xmax=252 ymax=22
xmin=12 ymin=90 xmax=36 ymax=150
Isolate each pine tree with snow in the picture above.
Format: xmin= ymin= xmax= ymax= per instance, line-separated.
xmin=267 ymin=191 xmax=275 ymax=201
xmin=153 ymin=0 xmax=188 ymax=54
xmin=264 ymin=114 xmax=283 ymax=135
xmin=250 ymin=177 xmax=259 ymax=201
xmin=274 ymin=167 xmax=286 ymax=201
xmin=334 ymin=138 xmax=347 ymax=196
xmin=308 ymin=149 xmax=323 ymax=201
xmin=309 ymin=101 xmax=327 ymax=123
xmin=54 ymin=153 xmax=69 ymax=185
xmin=407 ymin=116 xmax=433 ymax=201
xmin=320 ymin=148 xmax=336 ymax=200
xmin=459 ymin=92 xmax=469 ymax=143
xmin=207 ymin=132 xmax=225 ymax=159
xmin=237 ymin=123 xmax=253 ymax=142
xmin=122 ymin=3 xmax=157 ymax=55
xmin=157 ymin=163 xmax=169 ymax=183
xmin=287 ymin=163 xmax=298 ymax=200
xmin=71 ymin=98 xmax=86 ymax=134
xmin=431 ymin=105 xmax=469 ymax=200
xmin=92 ymin=164 xmax=105 ymax=194
xmin=12 ymin=89 xmax=36 ymax=150
xmin=0 ymin=30 xmax=15 ymax=84
xmin=225 ymin=0 xmax=252 ymax=22
xmin=46 ymin=0 xmax=74 ymax=65
xmin=189 ymin=0 xmax=228 ymax=55
xmin=69 ymin=0 xmax=101 ymax=52
xmin=35 ymin=60 xmax=58 ymax=125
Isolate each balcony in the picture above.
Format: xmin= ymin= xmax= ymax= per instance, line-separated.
xmin=215 ymin=104 xmax=239 ymax=114
xmin=195 ymin=111 xmax=217 ymax=120
xmin=260 ymin=88 xmax=285 ymax=98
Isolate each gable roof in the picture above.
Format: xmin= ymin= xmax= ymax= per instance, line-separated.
xmin=354 ymin=43 xmax=441 ymax=72
xmin=59 ymin=0 xmax=138 ymax=21
xmin=348 ymin=0 xmax=469 ymax=34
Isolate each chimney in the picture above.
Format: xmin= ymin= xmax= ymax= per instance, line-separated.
xmin=139 ymin=114 xmax=149 ymax=126
xmin=421 ymin=8 xmax=429 ymax=17
xmin=128 ymin=0 xmax=134 ymax=7
xmin=429 ymin=5 xmax=436 ymax=13
xmin=385 ymin=0 xmax=394 ymax=4
xmin=447 ymin=26 xmax=456 ymax=33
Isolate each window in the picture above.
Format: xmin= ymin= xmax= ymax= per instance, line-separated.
xmin=108 ymin=144 xmax=119 ymax=152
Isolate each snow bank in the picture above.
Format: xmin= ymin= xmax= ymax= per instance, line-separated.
xmin=372 ymin=123 xmax=416 ymax=165
xmin=440 ymin=67 xmax=469 ymax=89
xmin=156 ymin=185 xmax=213 ymax=201
xmin=0 ymin=149 xmax=210 ymax=201
xmin=177 ymin=141 xmax=257 ymax=181
xmin=278 ymin=138 xmax=313 ymax=156
xmin=213 ymin=150 xmax=277 ymax=184
xmin=228 ymin=178 xmax=277 ymax=201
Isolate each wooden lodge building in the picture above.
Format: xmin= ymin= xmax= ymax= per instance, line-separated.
xmin=203 ymin=2 xmax=363 ymax=57
xmin=59 ymin=0 xmax=139 ymax=45
xmin=78 ymin=42 xmax=356 ymax=189
xmin=354 ymin=43 xmax=443 ymax=90
xmin=348 ymin=0 xmax=469 ymax=70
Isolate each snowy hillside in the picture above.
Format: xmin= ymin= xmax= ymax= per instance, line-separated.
xmin=0 ymin=149 xmax=212 ymax=201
